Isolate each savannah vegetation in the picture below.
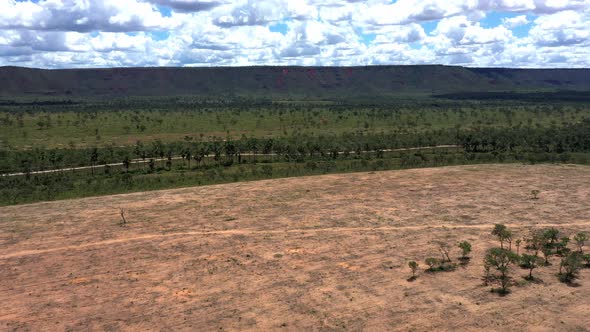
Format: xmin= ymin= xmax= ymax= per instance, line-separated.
xmin=409 ymin=225 xmax=588 ymax=295
xmin=0 ymin=94 xmax=589 ymax=206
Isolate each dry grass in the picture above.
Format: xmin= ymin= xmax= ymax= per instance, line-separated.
xmin=1 ymin=164 xmax=589 ymax=331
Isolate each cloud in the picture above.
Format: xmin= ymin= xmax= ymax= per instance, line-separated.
xmin=502 ymin=15 xmax=530 ymax=28
xmin=0 ymin=0 xmax=173 ymax=32
xmin=529 ymin=10 xmax=590 ymax=46
xmin=0 ymin=0 xmax=589 ymax=68
xmin=147 ymin=0 xmax=225 ymax=12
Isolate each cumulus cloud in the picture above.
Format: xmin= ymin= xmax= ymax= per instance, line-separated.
xmin=0 ymin=0 xmax=589 ymax=68
xmin=502 ymin=15 xmax=530 ymax=28
xmin=0 ymin=0 xmax=173 ymax=32
xmin=147 ymin=0 xmax=225 ymax=12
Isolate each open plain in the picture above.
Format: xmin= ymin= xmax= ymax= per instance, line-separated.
xmin=1 ymin=164 xmax=589 ymax=331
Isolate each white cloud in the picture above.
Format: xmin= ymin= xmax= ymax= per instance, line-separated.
xmin=0 ymin=0 xmax=589 ymax=68
xmin=502 ymin=15 xmax=530 ymax=28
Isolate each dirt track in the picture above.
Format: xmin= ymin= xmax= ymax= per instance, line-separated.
xmin=1 ymin=164 xmax=589 ymax=331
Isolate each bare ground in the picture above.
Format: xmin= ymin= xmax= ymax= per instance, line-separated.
xmin=1 ymin=164 xmax=589 ymax=331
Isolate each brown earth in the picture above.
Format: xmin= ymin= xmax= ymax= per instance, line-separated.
xmin=1 ymin=164 xmax=589 ymax=331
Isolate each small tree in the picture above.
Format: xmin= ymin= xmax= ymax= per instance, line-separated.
xmin=543 ymin=228 xmax=560 ymax=246
xmin=559 ymin=251 xmax=583 ymax=283
xmin=520 ymin=254 xmax=542 ymax=280
xmin=526 ymin=230 xmax=546 ymax=256
xmin=556 ymin=236 xmax=571 ymax=256
xmin=530 ymin=189 xmax=540 ymax=200
xmin=515 ymin=239 xmax=522 ymax=255
xmin=492 ymin=224 xmax=512 ymax=250
xmin=119 ymin=208 xmax=127 ymax=225
xmin=484 ymin=248 xmax=519 ymax=294
xmin=122 ymin=156 xmax=130 ymax=173
xmin=458 ymin=241 xmax=472 ymax=260
xmin=438 ymin=242 xmax=452 ymax=262
xmin=425 ymin=257 xmax=439 ymax=272
xmin=408 ymin=261 xmax=419 ymax=279
xmin=541 ymin=243 xmax=552 ymax=265
xmin=573 ymin=232 xmax=588 ymax=253
xmin=482 ymin=262 xmax=492 ymax=286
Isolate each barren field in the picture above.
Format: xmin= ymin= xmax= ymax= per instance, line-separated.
xmin=1 ymin=164 xmax=590 ymax=331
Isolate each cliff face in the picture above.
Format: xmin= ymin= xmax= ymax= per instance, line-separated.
xmin=1 ymin=65 xmax=589 ymax=97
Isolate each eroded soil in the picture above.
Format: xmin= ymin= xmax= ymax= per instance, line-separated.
xmin=1 ymin=164 xmax=589 ymax=331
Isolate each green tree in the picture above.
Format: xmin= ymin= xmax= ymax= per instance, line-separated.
xmin=556 ymin=237 xmax=571 ymax=256
xmin=543 ymin=228 xmax=559 ymax=246
xmin=484 ymin=248 xmax=519 ymax=294
xmin=408 ymin=261 xmax=419 ymax=279
xmin=457 ymin=241 xmax=472 ymax=260
xmin=559 ymin=251 xmax=583 ymax=283
xmin=438 ymin=242 xmax=452 ymax=262
xmin=89 ymin=147 xmax=98 ymax=175
xmin=122 ymin=156 xmax=130 ymax=173
xmin=541 ymin=243 xmax=552 ymax=265
xmin=425 ymin=257 xmax=439 ymax=272
xmin=520 ymin=254 xmax=542 ymax=280
xmin=573 ymin=232 xmax=588 ymax=253
xmin=492 ymin=224 xmax=512 ymax=250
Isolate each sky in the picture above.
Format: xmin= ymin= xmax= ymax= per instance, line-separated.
xmin=0 ymin=0 xmax=589 ymax=68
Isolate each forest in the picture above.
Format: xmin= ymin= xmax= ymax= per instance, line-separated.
xmin=1 ymin=95 xmax=589 ymax=205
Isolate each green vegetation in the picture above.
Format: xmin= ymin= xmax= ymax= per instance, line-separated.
xmin=458 ymin=241 xmax=472 ymax=260
xmin=411 ymin=224 xmax=588 ymax=296
xmin=0 ymin=77 xmax=588 ymax=206
xmin=519 ymin=254 xmax=542 ymax=280
xmin=408 ymin=261 xmax=419 ymax=280
xmin=485 ymin=247 xmax=519 ymax=294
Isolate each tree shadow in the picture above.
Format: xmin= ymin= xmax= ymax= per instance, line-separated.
xmin=406 ymin=276 xmax=418 ymax=282
xmin=521 ymin=275 xmax=544 ymax=284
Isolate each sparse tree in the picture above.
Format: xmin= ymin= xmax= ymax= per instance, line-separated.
xmin=148 ymin=158 xmax=155 ymax=173
xmin=425 ymin=257 xmax=439 ymax=272
xmin=492 ymin=224 xmax=512 ymax=250
xmin=520 ymin=254 xmax=542 ymax=280
xmin=541 ymin=243 xmax=552 ymax=265
xmin=556 ymin=236 xmax=571 ymax=256
xmin=438 ymin=242 xmax=452 ymax=262
xmin=543 ymin=228 xmax=559 ymax=246
xmin=526 ymin=229 xmax=546 ymax=256
xmin=122 ymin=156 xmax=130 ymax=173
xmin=458 ymin=241 xmax=472 ymax=260
xmin=515 ymin=239 xmax=522 ymax=255
xmin=408 ymin=261 xmax=419 ymax=279
xmin=484 ymin=248 xmax=519 ymax=294
xmin=559 ymin=251 xmax=583 ymax=283
xmin=482 ymin=262 xmax=492 ymax=286
xmin=573 ymin=232 xmax=588 ymax=253
xmin=119 ymin=208 xmax=127 ymax=225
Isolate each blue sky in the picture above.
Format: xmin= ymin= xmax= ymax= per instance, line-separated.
xmin=1 ymin=0 xmax=589 ymax=68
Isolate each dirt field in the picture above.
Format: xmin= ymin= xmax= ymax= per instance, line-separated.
xmin=1 ymin=164 xmax=589 ymax=331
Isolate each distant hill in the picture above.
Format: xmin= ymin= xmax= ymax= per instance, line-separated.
xmin=1 ymin=65 xmax=590 ymax=98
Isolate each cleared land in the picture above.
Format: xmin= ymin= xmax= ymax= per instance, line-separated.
xmin=1 ymin=164 xmax=589 ymax=331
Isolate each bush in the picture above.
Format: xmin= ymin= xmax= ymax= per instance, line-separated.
xmin=559 ymin=251 xmax=583 ymax=283
xmin=458 ymin=241 xmax=472 ymax=260
xmin=484 ymin=248 xmax=519 ymax=295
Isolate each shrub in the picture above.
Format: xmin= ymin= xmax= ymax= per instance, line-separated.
xmin=520 ymin=253 xmax=542 ymax=280
xmin=559 ymin=251 xmax=583 ymax=283
xmin=484 ymin=248 xmax=519 ymax=295
xmin=492 ymin=224 xmax=512 ymax=250
xmin=573 ymin=232 xmax=588 ymax=253
xmin=408 ymin=261 xmax=419 ymax=279
xmin=425 ymin=257 xmax=439 ymax=272
xmin=458 ymin=241 xmax=472 ymax=260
